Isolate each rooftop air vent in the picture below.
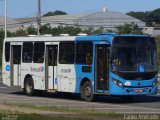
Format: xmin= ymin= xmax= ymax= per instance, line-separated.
xmin=77 ymin=33 xmax=87 ymax=36
xmin=28 ymin=35 xmax=37 ymax=37
xmin=60 ymin=34 xmax=69 ymax=36
xmin=43 ymin=34 xmax=52 ymax=37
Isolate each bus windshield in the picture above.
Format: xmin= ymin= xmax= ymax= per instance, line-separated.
xmin=112 ymin=36 xmax=157 ymax=72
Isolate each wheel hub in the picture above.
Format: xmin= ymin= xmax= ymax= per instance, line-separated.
xmin=85 ymin=86 xmax=92 ymax=97
xmin=26 ymin=82 xmax=32 ymax=93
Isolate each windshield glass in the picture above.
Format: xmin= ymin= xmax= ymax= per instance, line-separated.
xmin=112 ymin=37 xmax=157 ymax=72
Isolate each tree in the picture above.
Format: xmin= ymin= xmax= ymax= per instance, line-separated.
xmin=0 ymin=30 xmax=4 ymax=47
xmin=126 ymin=8 xmax=160 ymax=27
xmin=156 ymin=36 xmax=160 ymax=70
xmin=127 ymin=11 xmax=151 ymax=26
xmin=59 ymin=26 xmax=82 ymax=36
xmin=117 ymin=23 xmax=143 ymax=34
xmin=13 ymin=29 xmax=27 ymax=37
xmin=0 ymin=30 xmax=4 ymax=66
xmin=43 ymin=10 xmax=67 ymax=17
xmin=149 ymin=8 xmax=160 ymax=24
xmin=40 ymin=23 xmax=52 ymax=35
xmin=127 ymin=11 xmax=146 ymax=20
xmin=27 ymin=26 xmax=37 ymax=35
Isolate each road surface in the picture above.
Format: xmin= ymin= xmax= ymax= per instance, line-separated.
xmin=0 ymin=78 xmax=160 ymax=113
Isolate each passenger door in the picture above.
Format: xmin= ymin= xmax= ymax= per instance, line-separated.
xmin=95 ymin=45 xmax=109 ymax=93
xmin=11 ymin=45 xmax=21 ymax=86
xmin=45 ymin=45 xmax=58 ymax=90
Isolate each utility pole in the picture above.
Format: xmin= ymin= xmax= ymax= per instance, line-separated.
xmin=37 ymin=0 xmax=41 ymax=36
xmin=5 ymin=0 xmax=7 ymax=38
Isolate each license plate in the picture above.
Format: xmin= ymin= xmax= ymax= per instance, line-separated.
xmin=135 ymin=89 xmax=143 ymax=93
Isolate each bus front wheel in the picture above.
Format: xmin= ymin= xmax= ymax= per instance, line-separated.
xmin=81 ymin=81 xmax=94 ymax=102
xmin=24 ymin=77 xmax=35 ymax=96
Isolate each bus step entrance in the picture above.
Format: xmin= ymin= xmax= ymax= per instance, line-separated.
xmin=47 ymin=89 xmax=57 ymax=93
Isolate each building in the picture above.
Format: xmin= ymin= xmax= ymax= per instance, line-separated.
xmin=0 ymin=16 xmax=20 ymax=32
xmin=0 ymin=10 xmax=146 ymax=33
xmin=143 ymin=27 xmax=160 ymax=36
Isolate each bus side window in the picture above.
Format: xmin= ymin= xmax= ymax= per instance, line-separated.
xmin=5 ymin=42 xmax=10 ymax=62
xmin=48 ymin=46 xmax=57 ymax=66
xmin=22 ymin=42 xmax=33 ymax=63
xmin=33 ymin=42 xmax=45 ymax=63
xmin=76 ymin=42 xmax=93 ymax=65
xmin=86 ymin=53 xmax=92 ymax=65
xmin=59 ymin=42 xmax=75 ymax=64
xmin=13 ymin=46 xmax=21 ymax=64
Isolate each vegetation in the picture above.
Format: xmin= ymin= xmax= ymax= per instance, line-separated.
xmin=127 ymin=8 xmax=160 ymax=27
xmin=156 ymin=36 xmax=160 ymax=70
xmin=0 ymin=103 xmax=122 ymax=119
xmin=117 ymin=23 xmax=143 ymax=34
xmin=0 ymin=102 xmax=122 ymax=120
xmin=43 ymin=10 xmax=67 ymax=17
xmin=0 ymin=112 xmax=121 ymax=120
xmin=0 ymin=30 xmax=4 ymax=67
xmin=27 ymin=26 xmax=37 ymax=35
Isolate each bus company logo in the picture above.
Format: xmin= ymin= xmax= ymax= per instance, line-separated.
xmin=61 ymin=69 xmax=71 ymax=73
xmin=124 ymin=81 xmax=131 ymax=86
xmin=30 ymin=66 xmax=44 ymax=72
xmin=5 ymin=65 xmax=10 ymax=71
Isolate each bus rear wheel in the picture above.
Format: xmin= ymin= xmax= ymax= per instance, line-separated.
xmin=81 ymin=81 xmax=94 ymax=102
xmin=24 ymin=77 xmax=35 ymax=96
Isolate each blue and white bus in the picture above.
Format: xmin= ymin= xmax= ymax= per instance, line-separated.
xmin=2 ymin=33 xmax=158 ymax=101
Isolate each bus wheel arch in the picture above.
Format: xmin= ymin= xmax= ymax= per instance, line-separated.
xmin=80 ymin=78 xmax=94 ymax=102
xmin=24 ymin=74 xmax=35 ymax=96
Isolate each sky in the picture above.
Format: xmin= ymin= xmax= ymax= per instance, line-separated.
xmin=0 ymin=0 xmax=160 ymax=18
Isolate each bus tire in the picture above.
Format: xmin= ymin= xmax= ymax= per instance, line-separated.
xmin=24 ymin=77 xmax=35 ymax=96
xmin=83 ymin=81 xmax=94 ymax=102
xmin=80 ymin=85 xmax=85 ymax=99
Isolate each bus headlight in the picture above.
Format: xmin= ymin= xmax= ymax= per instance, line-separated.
xmin=112 ymin=79 xmax=124 ymax=89
xmin=152 ymin=80 xmax=158 ymax=88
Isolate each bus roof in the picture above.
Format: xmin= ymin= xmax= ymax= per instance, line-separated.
xmin=4 ymin=33 xmax=150 ymax=44
xmin=76 ymin=33 xmax=150 ymax=44
xmin=4 ymin=36 xmax=76 ymax=42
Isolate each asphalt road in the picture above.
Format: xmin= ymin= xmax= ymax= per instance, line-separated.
xmin=0 ymin=78 xmax=160 ymax=113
